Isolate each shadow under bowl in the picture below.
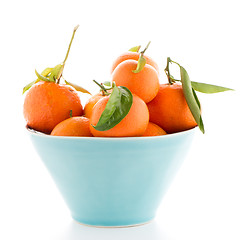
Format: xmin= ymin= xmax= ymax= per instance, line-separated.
xmin=27 ymin=127 xmax=196 ymax=227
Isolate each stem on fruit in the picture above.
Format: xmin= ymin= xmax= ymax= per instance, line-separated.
xmin=165 ymin=57 xmax=182 ymax=85
xmin=56 ymin=25 xmax=79 ymax=83
xmin=132 ymin=42 xmax=150 ymax=73
xmin=63 ymin=25 xmax=79 ymax=65
xmin=141 ymin=41 xmax=151 ymax=55
xmin=164 ymin=57 xmax=173 ymax=84
xmin=93 ymin=80 xmax=111 ymax=96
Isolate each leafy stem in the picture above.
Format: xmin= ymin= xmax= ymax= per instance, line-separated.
xmin=165 ymin=57 xmax=233 ymax=133
xmin=92 ymin=85 xmax=133 ymax=131
xmin=23 ymin=25 xmax=80 ymax=94
xmin=132 ymin=41 xmax=151 ymax=73
xmin=164 ymin=57 xmax=181 ymax=84
xmin=165 ymin=57 xmax=205 ymax=132
xmin=93 ymin=80 xmax=113 ymax=96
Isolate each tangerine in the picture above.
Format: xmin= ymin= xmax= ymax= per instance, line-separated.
xmin=83 ymin=93 xmax=104 ymax=118
xmin=112 ymin=59 xmax=159 ymax=103
xmin=147 ymin=83 xmax=197 ymax=134
xmin=142 ymin=122 xmax=167 ymax=136
xmin=23 ymin=81 xmax=83 ymax=134
xmin=90 ymin=94 xmax=149 ymax=137
xmin=51 ymin=116 xmax=92 ymax=137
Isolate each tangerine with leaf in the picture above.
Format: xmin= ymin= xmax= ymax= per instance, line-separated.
xmin=147 ymin=82 xmax=197 ymax=134
xmin=90 ymin=84 xmax=149 ymax=137
xmin=83 ymin=80 xmax=112 ymax=118
xmin=148 ymin=57 xmax=233 ymax=134
xmin=111 ymin=43 xmax=159 ymax=103
xmin=23 ymin=25 xmax=89 ymax=134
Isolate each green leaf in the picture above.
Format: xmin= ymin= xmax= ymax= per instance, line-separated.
xmin=103 ymin=81 xmax=112 ymax=87
xmin=65 ymin=80 xmax=92 ymax=95
xmin=22 ymin=68 xmax=53 ymax=94
xmin=180 ymin=66 xmax=205 ymax=133
xmin=129 ymin=45 xmax=141 ymax=52
xmin=48 ymin=64 xmax=64 ymax=82
xmin=35 ymin=69 xmax=53 ymax=82
xmin=192 ymin=87 xmax=201 ymax=109
xmin=92 ymin=86 xmax=133 ymax=131
xmin=36 ymin=67 xmax=54 ymax=82
xmin=132 ymin=54 xmax=146 ymax=73
xmin=192 ymin=88 xmax=204 ymax=132
xmin=23 ymin=80 xmax=38 ymax=94
xmin=41 ymin=67 xmax=53 ymax=77
xmin=191 ymin=81 xmax=234 ymax=93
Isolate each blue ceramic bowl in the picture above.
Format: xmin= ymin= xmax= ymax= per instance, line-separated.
xmin=27 ymin=127 xmax=196 ymax=227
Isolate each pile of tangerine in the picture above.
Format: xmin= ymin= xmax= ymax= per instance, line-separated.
xmin=23 ymin=50 xmax=196 ymax=137
xmin=23 ymin=26 xmax=217 ymax=138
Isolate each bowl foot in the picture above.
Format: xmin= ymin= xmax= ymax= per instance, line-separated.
xmin=72 ymin=217 xmax=154 ymax=228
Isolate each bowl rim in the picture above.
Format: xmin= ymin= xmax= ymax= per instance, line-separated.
xmin=26 ymin=125 xmax=197 ymax=141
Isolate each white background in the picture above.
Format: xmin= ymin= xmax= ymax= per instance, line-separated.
xmin=0 ymin=0 xmax=240 ymax=239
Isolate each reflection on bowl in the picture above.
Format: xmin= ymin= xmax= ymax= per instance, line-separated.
xmin=27 ymin=127 xmax=196 ymax=227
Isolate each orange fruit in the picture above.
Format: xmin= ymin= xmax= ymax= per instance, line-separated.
xmin=23 ymin=81 xmax=83 ymax=134
xmin=51 ymin=116 xmax=93 ymax=137
xmin=90 ymin=94 xmax=149 ymax=137
xmin=142 ymin=122 xmax=167 ymax=136
xmin=83 ymin=93 xmax=104 ymax=118
xmin=112 ymin=59 xmax=160 ymax=103
xmin=111 ymin=51 xmax=159 ymax=74
xmin=84 ymin=87 xmax=113 ymax=118
xmin=147 ymin=83 xmax=197 ymax=134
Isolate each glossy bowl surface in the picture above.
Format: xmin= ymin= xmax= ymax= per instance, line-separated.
xmin=27 ymin=127 xmax=196 ymax=227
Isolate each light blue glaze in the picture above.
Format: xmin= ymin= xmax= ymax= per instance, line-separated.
xmin=28 ymin=128 xmax=196 ymax=227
